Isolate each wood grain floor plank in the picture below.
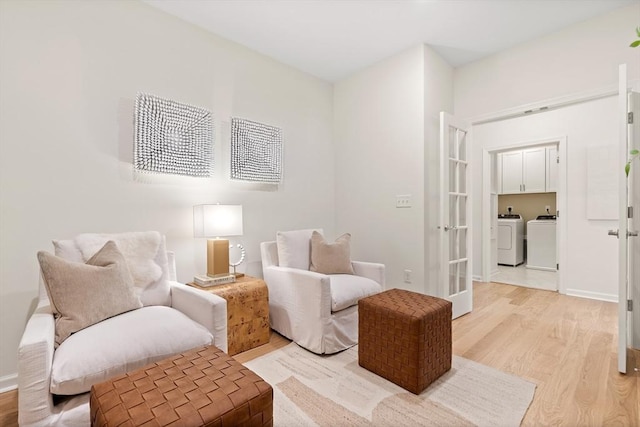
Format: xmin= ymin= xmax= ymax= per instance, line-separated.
xmin=1 ymin=282 xmax=637 ymax=427
xmin=0 ymin=389 xmax=17 ymax=427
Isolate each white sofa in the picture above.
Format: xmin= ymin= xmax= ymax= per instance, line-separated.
xmin=260 ymin=229 xmax=384 ymax=354
xmin=18 ymin=232 xmax=227 ymax=427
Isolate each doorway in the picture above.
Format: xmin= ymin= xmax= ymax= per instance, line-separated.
xmin=481 ymin=137 xmax=567 ymax=294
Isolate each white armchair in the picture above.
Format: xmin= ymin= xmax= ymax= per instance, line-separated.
xmin=18 ymin=232 xmax=228 ymax=427
xmin=260 ymin=229 xmax=384 ymax=354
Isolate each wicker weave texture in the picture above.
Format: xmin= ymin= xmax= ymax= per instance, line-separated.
xmin=358 ymin=288 xmax=452 ymax=394
xmin=90 ymin=345 xmax=273 ymax=427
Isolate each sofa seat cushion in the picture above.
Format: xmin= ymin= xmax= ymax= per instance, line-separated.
xmin=330 ymin=274 xmax=382 ymax=312
xmin=50 ymin=306 xmax=213 ymax=395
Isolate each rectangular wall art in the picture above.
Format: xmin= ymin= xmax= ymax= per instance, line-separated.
xmin=134 ymin=93 xmax=213 ymax=177
xmin=230 ymin=117 xmax=283 ymax=183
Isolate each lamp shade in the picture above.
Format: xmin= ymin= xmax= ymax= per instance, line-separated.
xmin=193 ymin=205 xmax=243 ymax=238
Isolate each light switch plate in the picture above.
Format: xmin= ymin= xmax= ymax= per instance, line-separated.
xmin=396 ymin=195 xmax=412 ymax=208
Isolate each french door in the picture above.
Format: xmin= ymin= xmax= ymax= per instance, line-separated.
xmin=440 ymin=112 xmax=472 ymax=318
xmin=615 ymin=65 xmax=639 ymax=374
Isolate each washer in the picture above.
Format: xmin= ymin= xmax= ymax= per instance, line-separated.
xmin=526 ymin=215 xmax=557 ymax=271
xmin=497 ymin=214 xmax=524 ymax=266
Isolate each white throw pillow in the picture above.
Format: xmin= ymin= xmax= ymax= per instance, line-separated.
xmin=53 ymin=231 xmax=171 ymax=307
xmin=50 ymin=306 xmax=213 ymax=395
xmin=276 ymin=228 xmax=323 ymax=270
xmin=330 ymin=274 xmax=382 ymax=311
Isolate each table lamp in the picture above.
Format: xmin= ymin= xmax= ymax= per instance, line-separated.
xmin=193 ymin=204 xmax=243 ymax=277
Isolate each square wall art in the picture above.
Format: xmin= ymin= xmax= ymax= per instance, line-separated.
xmin=231 ymin=117 xmax=283 ymax=183
xmin=134 ymin=93 xmax=213 ymax=177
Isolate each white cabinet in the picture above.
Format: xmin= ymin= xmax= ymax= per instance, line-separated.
xmin=522 ymin=147 xmax=546 ymax=192
xmin=546 ymin=145 xmax=558 ymax=192
xmin=500 ymin=151 xmax=523 ymax=193
xmin=499 ymin=147 xmax=547 ymax=194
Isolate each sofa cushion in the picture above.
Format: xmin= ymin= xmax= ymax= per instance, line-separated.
xmin=50 ymin=305 xmax=213 ymax=395
xmin=310 ymin=231 xmax=355 ymax=275
xmin=53 ymin=231 xmax=171 ymax=307
xmin=276 ymin=228 xmax=322 ymax=270
xmin=330 ymin=274 xmax=382 ymax=312
xmin=38 ymin=241 xmax=142 ymax=347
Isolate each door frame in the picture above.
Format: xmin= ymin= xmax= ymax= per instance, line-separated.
xmin=481 ymin=136 xmax=568 ymax=294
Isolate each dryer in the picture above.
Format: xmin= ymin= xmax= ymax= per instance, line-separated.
xmin=497 ymin=214 xmax=524 ymax=266
xmin=526 ymin=215 xmax=557 ymax=271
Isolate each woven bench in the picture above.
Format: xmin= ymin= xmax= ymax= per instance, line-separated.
xmin=90 ymin=345 xmax=273 ymax=426
xmin=358 ymin=288 xmax=452 ymax=394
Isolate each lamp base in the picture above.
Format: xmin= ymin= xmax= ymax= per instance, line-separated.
xmin=206 ymin=239 xmax=230 ymax=277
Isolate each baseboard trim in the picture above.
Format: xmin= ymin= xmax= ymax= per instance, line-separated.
xmin=0 ymin=373 xmax=18 ymax=393
xmin=472 ymin=275 xmax=483 ymax=282
xmin=565 ymin=289 xmax=618 ymax=303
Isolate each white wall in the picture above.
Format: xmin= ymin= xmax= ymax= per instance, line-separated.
xmin=333 ymin=44 xmax=453 ymax=295
xmin=455 ymin=3 xmax=640 ymax=119
xmin=423 ymin=46 xmax=454 ymax=297
xmin=473 ymin=96 xmax=620 ymax=301
xmin=0 ymin=0 xmax=334 ymax=387
xmin=334 ymin=46 xmax=426 ymax=291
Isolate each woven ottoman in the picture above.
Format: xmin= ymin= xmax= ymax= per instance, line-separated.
xmin=358 ymin=288 xmax=452 ymax=394
xmin=90 ymin=345 xmax=273 ymax=426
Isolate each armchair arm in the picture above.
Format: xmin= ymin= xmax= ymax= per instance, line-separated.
xmin=169 ymin=282 xmax=228 ymax=353
xmin=352 ymin=261 xmax=385 ymax=288
xmin=18 ymin=303 xmax=55 ymax=427
xmin=263 ymin=266 xmax=331 ymax=349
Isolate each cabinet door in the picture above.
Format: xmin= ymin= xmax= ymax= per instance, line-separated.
xmin=501 ymin=151 xmax=523 ymax=194
xmin=522 ymin=147 xmax=546 ymax=193
xmin=546 ymin=146 xmax=558 ymax=192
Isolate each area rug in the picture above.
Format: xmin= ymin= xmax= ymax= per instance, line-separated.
xmin=245 ymin=343 xmax=536 ymax=426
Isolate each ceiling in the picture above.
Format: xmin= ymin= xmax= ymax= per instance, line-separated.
xmin=143 ymin=0 xmax=636 ymax=82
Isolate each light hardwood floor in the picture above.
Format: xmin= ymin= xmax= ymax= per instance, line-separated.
xmin=1 ymin=281 xmax=638 ymax=426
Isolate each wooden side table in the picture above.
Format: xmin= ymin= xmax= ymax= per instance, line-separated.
xmin=189 ymin=276 xmax=270 ymax=356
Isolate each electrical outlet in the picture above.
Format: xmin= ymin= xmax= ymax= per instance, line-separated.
xmin=403 ymin=269 xmax=412 ymax=283
xmin=396 ymin=195 xmax=412 ymax=208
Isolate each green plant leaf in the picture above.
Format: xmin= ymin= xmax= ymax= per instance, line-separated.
xmin=631 ymin=40 xmax=640 ymax=48
xmin=631 ymin=149 xmax=640 ymax=155
xmin=636 ymin=26 xmax=640 ymax=37
xmin=626 ymin=162 xmax=631 ymax=177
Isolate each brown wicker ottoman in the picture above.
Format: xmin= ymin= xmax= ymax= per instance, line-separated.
xmin=358 ymin=288 xmax=452 ymax=394
xmin=90 ymin=345 xmax=273 ymax=426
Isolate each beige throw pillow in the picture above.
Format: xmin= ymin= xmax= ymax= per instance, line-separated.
xmin=310 ymin=231 xmax=355 ymax=274
xmin=38 ymin=240 xmax=142 ymax=347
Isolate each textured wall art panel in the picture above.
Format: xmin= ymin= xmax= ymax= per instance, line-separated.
xmin=134 ymin=93 xmax=213 ymax=177
xmin=230 ymin=117 xmax=283 ymax=183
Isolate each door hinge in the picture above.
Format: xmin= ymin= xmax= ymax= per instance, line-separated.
xmin=628 ymin=206 xmax=634 ymax=219
xmin=556 ymin=263 xmax=559 ymax=270
xmin=628 ymin=299 xmax=633 ymax=312
xmin=629 ymin=112 xmax=634 ymax=124
xmin=556 ymin=156 xmax=559 ymax=164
